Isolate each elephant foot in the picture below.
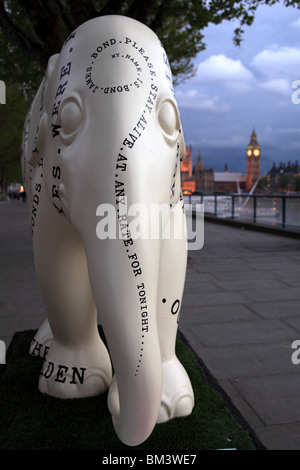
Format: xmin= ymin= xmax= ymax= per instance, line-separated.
xmin=157 ymin=357 xmax=194 ymax=423
xmin=108 ymin=358 xmax=194 ymax=425
xmin=38 ymin=339 xmax=112 ymax=399
xmin=29 ymin=318 xmax=53 ymax=359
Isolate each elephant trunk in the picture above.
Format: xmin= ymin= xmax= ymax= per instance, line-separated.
xmin=83 ymin=234 xmax=162 ymax=447
xmin=109 ymin=333 xmax=162 ymax=446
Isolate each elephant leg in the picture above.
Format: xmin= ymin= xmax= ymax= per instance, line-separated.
xmin=32 ymin=196 xmax=112 ymax=398
xmin=157 ymin=201 xmax=194 ymax=422
xmin=29 ymin=317 xmax=53 ymax=359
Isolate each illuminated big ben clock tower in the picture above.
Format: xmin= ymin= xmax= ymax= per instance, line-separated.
xmin=246 ymin=128 xmax=260 ymax=191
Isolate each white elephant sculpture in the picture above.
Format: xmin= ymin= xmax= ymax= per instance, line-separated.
xmin=21 ymin=15 xmax=194 ymax=446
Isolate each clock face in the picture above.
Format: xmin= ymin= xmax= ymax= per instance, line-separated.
xmin=254 ymin=149 xmax=260 ymax=156
xmin=247 ymin=150 xmax=252 ymax=156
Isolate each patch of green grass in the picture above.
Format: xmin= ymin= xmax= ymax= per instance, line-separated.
xmin=0 ymin=329 xmax=258 ymax=450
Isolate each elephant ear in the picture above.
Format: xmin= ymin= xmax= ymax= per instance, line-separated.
xmin=26 ymin=54 xmax=59 ymax=167
xmin=157 ymin=98 xmax=186 ymax=161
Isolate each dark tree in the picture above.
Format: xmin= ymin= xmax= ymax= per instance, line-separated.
xmin=0 ymin=0 xmax=299 ymax=90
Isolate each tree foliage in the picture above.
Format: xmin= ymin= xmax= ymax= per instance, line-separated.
xmin=278 ymin=173 xmax=291 ymax=190
xmin=256 ymin=176 xmax=268 ymax=191
xmin=0 ymin=85 xmax=28 ymax=192
xmin=0 ymin=0 xmax=299 ymax=91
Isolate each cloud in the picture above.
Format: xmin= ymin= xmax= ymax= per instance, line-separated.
xmin=195 ymin=54 xmax=254 ymax=87
xmin=251 ymin=46 xmax=300 ymax=80
xmin=198 ymin=133 xmax=247 ymax=149
xmin=259 ymin=78 xmax=291 ymax=96
xmin=175 ymin=89 xmax=230 ymax=113
xmin=175 ymin=54 xmax=257 ymax=112
xmin=290 ymin=18 xmax=300 ymax=27
xmin=276 ymin=127 xmax=300 ymax=135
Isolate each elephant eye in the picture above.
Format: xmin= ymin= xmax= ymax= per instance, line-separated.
xmin=157 ymin=99 xmax=180 ymax=141
xmin=59 ymin=94 xmax=83 ymax=143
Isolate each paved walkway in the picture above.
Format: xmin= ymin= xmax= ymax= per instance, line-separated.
xmin=1 ymin=200 xmax=300 ymax=449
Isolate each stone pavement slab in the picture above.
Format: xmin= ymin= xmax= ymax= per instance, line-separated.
xmin=0 ymin=202 xmax=45 ymax=346
xmin=180 ymin=218 xmax=300 ymax=450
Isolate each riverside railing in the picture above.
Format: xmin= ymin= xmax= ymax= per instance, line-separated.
xmin=184 ymin=193 xmax=300 ymax=230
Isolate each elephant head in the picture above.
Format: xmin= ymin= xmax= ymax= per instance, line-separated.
xmin=22 ymin=15 xmax=193 ymax=446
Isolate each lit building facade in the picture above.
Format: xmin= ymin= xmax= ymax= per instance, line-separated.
xmin=180 ymin=144 xmax=196 ymax=193
xmin=267 ymin=161 xmax=300 ymax=192
xmin=180 ymin=129 xmax=260 ymax=194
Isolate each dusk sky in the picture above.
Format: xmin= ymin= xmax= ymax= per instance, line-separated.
xmin=174 ymin=2 xmax=300 ymax=176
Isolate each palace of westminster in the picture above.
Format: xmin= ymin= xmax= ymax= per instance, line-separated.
xmin=180 ymin=128 xmax=300 ymax=194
